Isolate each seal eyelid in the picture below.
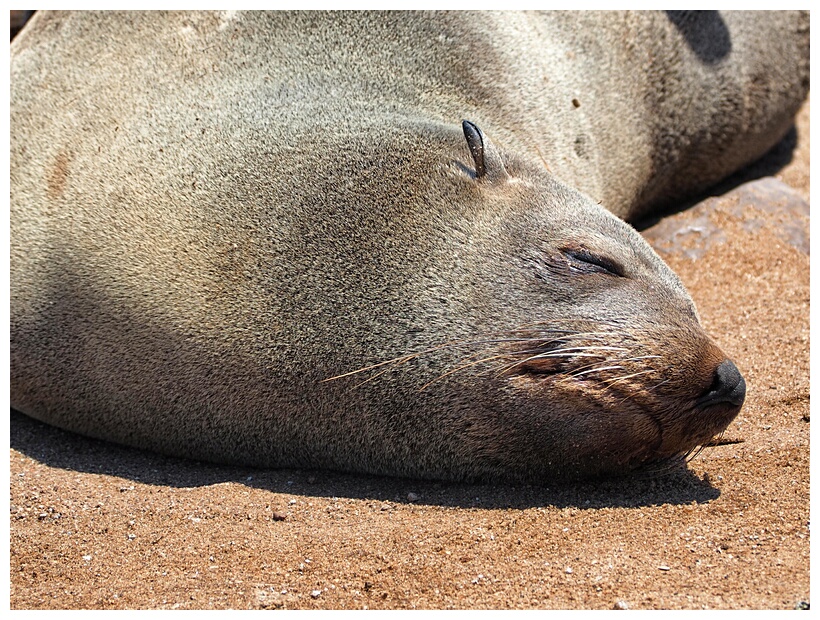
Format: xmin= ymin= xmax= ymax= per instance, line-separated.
xmin=562 ymin=248 xmax=625 ymax=277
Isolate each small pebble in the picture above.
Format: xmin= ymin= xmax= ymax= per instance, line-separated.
xmin=310 ymin=590 xmax=321 ymax=599
xmin=614 ymin=600 xmax=629 ymax=610
xmin=127 ymin=533 xmax=136 ymax=540
xmin=272 ymin=511 xmax=287 ymax=521
xmin=658 ymin=565 xmax=670 ymax=571
xmin=565 ymin=567 xmax=573 ymax=574
xmin=407 ymin=492 xmax=419 ymax=502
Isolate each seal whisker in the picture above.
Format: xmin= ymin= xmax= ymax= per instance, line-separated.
xmin=620 ymin=355 xmax=662 ymax=362
xmin=683 ymin=429 xmax=724 ymax=464
xmin=686 ymin=445 xmax=706 ymax=463
xmin=644 ymin=378 xmax=672 ymax=395
xmin=321 ymin=336 xmax=551 ymax=383
xmin=556 ymin=361 xmax=642 ymax=384
xmin=610 ymin=378 xmax=672 ymax=409
xmin=548 ymin=345 xmax=629 ymax=353
xmin=326 ymin=330 xmax=586 ymax=387
xmin=600 ymin=369 xmax=658 ymax=385
xmin=522 ymin=344 xmax=627 ymax=360
xmin=534 ymin=350 xmax=623 ymax=358
xmin=570 ymin=365 xmax=626 ymax=378
xmin=418 ymin=353 xmax=511 ymax=391
xmin=592 ymin=353 xmax=661 ymax=367
xmin=322 ymin=352 xmax=434 ymax=382
xmin=495 ymin=350 xmax=608 ymax=376
xmin=555 ymin=350 xmax=638 ymax=375
xmin=505 ymin=323 xmax=580 ymax=334
xmin=495 ymin=339 xmax=646 ymax=378
xmin=347 ymin=340 xmax=514 ymax=390
xmin=346 ymin=360 xmax=416 ymax=391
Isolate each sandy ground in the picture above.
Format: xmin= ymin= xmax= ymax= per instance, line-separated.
xmin=9 ymin=91 xmax=809 ymax=609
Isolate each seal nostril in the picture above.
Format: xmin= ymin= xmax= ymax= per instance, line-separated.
xmin=697 ymin=359 xmax=746 ymax=408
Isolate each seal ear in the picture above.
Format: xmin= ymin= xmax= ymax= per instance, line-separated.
xmin=462 ymin=120 xmax=510 ymax=183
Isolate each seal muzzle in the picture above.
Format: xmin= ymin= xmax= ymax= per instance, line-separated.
xmin=696 ymin=359 xmax=746 ymax=409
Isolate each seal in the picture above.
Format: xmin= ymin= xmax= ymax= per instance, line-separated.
xmin=10 ymin=11 xmax=808 ymax=482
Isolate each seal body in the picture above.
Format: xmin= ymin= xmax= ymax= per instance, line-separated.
xmin=10 ymin=11 xmax=808 ymax=482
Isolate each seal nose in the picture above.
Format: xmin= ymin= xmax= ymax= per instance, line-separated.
xmin=697 ymin=359 xmax=746 ymax=408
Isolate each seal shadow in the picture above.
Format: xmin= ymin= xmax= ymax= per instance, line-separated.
xmin=635 ymin=123 xmax=799 ymax=230
xmin=11 ymin=408 xmax=721 ymax=510
xmin=664 ymin=11 xmax=732 ymax=64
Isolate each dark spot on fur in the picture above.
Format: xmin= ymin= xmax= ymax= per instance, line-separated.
xmin=574 ymin=135 xmax=588 ymax=159
xmin=47 ymin=149 xmax=71 ymax=201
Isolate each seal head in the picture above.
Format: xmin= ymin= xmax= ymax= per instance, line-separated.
xmin=318 ymin=121 xmax=746 ymax=481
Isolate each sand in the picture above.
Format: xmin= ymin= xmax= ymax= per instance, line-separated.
xmin=9 ymin=92 xmax=809 ymax=610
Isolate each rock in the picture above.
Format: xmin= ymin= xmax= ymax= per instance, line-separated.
xmin=643 ymin=178 xmax=809 ymax=260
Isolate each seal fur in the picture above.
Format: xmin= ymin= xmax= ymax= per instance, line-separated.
xmin=10 ymin=11 xmax=808 ymax=482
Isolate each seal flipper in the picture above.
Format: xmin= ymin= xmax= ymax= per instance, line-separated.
xmin=461 ymin=120 xmax=510 ymax=183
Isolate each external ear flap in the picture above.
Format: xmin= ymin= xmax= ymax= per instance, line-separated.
xmin=461 ymin=119 xmax=510 ymax=183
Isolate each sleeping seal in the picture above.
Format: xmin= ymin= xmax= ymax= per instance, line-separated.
xmin=10 ymin=11 xmax=809 ymax=482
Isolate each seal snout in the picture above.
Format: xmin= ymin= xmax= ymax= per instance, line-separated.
xmin=696 ymin=359 xmax=746 ymax=409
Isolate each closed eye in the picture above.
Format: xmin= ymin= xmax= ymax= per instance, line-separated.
xmin=563 ymin=249 xmax=625 ymax=277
